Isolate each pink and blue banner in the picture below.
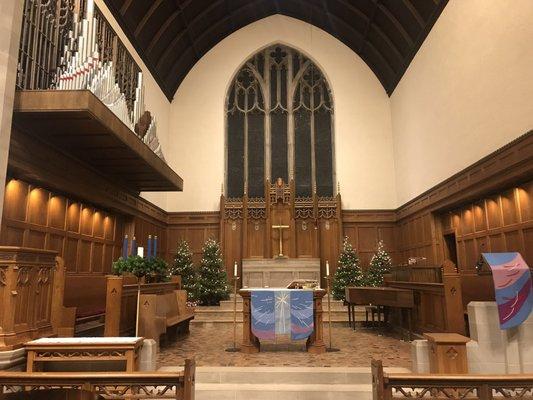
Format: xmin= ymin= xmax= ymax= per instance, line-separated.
xmin=482 ymin=252 xmax=532 ymax=329
xmin=251 ymin=289 xmax=314 ymax=340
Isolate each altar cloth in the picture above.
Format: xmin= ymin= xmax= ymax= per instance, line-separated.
xmin=251 ymin=289 xmax=314 ymax=340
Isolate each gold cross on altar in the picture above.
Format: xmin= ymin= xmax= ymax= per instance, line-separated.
xmin=272 ymin=221 xmax=290 ymax=257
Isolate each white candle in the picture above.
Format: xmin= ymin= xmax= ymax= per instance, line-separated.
xmin=138 ymin=246 xmax=144 ymax=258
xmin=326 ymin=260 xmax=330 ymax=276
xmin=234 ymin=261 xmax=238 ymax=277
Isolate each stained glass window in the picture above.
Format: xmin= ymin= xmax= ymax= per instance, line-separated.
xmin=226 ymin=45 xmax=334 ymax=198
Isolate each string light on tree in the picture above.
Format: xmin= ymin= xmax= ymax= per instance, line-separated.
xmin=365 ymin=240 xmax=392 ymax=286
xmin=332 ymin=237 xmax=364 ymax=301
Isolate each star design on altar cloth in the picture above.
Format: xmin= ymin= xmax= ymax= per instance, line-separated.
xmin=275 ymin=291 xmax=291 ymax=334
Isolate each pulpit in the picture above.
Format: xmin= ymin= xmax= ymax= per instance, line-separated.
xmin=239 ymin=289 xmax=326 ymax=354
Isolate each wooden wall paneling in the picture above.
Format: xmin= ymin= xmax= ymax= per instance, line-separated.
xmin=222 ymin=220 xmax=241 ymax=278
xmin=246 ymin=220 xmax=267 ymax=258
xmin=295 ymin=219 xmax=318 ymax=258
xmin=319 ymin=219 xmax=340 ymax=278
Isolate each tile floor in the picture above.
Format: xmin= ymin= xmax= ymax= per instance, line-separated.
xmin=157 ymin=323 xmax=411 ymax=369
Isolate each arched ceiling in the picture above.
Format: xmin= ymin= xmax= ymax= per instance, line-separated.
xmin=103 ymin=0 xmax=448 ymax=101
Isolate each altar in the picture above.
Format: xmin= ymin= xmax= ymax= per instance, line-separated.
xmin=242 ymin=258 xmax=321 ymax=288
xmin=239 ymin=289 xmax=326 ymax=354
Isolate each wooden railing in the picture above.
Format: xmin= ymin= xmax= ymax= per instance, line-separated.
xmin=372 ymin=360 xmax=533 ymax=400
xmin=0 ymin=359 xmax=195 ymax=399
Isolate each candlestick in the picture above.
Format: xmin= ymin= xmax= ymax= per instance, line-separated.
xmin=325 ymin=275 xmax=340 ymax=352
xmin=225 ymin=275 xmax=241 ymax=352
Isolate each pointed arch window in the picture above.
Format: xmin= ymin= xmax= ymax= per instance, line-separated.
xmin=225 ymin=44 xmax=334 ymax=199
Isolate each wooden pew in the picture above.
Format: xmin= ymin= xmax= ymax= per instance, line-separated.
xmin=104 ymin=275 xmax=193 ymax=341
xmin=0 ymin=358 xmax=195 ymax=400
xmin=139 ymin=290 xmax=194 ymax=348
xmin=371 ymin=359 xmax=533 ymax=400
xmin=64 ymin=275 xmax=107 ymax=336
xmin=50 ymin=257 xmax=76 ymax=337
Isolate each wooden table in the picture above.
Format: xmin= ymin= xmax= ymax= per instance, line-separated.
xmin=239 ymin=289 xmax=326 ymax=354
xmin=25 ymin=337 xmax=144 ymax=373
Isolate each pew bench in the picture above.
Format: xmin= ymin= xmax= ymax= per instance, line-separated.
xmin=0 ymin=359 xmax=195 ymax=400
xmin=371 ymin=359 xmax=533 ymax=400
xmin=139 ymin=290 xmax=194 ymax=348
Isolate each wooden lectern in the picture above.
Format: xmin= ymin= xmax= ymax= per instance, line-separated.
xmin=239 ymin=289 xmax=327 ymax=354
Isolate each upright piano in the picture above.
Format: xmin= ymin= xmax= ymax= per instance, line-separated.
xmin=345 ymin=286 xmax=414 ymax=339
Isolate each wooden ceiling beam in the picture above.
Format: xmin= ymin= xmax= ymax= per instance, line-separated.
xmin=401 ymin=0 xmax=425 ymax=28
xmin=155 ymin=0 xmax=224 ymax=70
xmin=378 ymin=3 xmax=414 ymax=47
xmin=119 ymin=0 xmax=133 ymax=16
xmin=134 ymin=0 xmax=164 ymax=37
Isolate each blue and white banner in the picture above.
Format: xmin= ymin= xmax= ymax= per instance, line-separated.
xmin=251 ymin=289 xmax=314 ymax=340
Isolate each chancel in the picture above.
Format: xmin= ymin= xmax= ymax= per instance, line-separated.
xmin=0 ymin=0 xmax=532 ymax=399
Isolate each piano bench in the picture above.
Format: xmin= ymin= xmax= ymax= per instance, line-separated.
xmin=365 ymin=305 xmax=380 ymax=325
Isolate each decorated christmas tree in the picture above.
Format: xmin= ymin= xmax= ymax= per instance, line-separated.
xmin=332 ymin=237 xmax=364 ymax=301
xmin=365 ymin=240 xmax=392 ymax=286
xmin=169 ymin=240 xmax=197 ymax=301
xmin=195 ymin=238 xmax=230 ymax=306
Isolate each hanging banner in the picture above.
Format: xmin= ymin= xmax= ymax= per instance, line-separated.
xmin=482 ymin=252 xmax=532 ymax=329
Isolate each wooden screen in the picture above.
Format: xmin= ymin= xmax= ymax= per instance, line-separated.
xmin=1 ymin=179 xmax=123 ymax=274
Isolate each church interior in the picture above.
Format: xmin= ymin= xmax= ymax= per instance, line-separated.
xmin=0 ymin=0 xmax=531 ymax=398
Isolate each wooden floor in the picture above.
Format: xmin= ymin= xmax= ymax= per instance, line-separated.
xmin=157 ymin=323 xmax=412 ymax=368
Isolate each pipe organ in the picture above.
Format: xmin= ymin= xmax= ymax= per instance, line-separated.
xmin=17 ymin=0 xmax=164 ymax=160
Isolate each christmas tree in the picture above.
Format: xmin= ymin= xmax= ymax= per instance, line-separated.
xmin=365 ymin=240 xmax=392 ymax=286
xmin=195 ymin=238 xmax=230 ymax=306
xmin=332 ymin=237 xmax=364 ymax=301
xmin=168 ymin=240 xmax=197 ymax=301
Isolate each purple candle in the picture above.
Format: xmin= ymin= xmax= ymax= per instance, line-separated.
xmin=122 ymin=234 xmax=128 ymax=259
xmin=131 ymin=236 xmax=137 ymax=256
xmin=147 ymin=235 xmax=152 ymax=258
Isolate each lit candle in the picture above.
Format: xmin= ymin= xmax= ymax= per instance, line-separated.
xmin=153 ymin=236 xmax=158 ymax=257
xmin=326 ymin=260 xmax=330 ymax=277
xmin=234 ymin=261 xmax=238 ymax=277
xmin=147 ymin=235 xmax=152 ymax=258
xmin=138 ymin=246 xmax=144 ymax=258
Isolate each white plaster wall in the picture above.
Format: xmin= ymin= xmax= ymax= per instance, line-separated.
xmin=95 ymin=0 xmax=170 ymax=210
xmin=391 ymin=0 xmax=533 ymax=206
xmin=165 ymin=15 xmax=396 ymax=212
